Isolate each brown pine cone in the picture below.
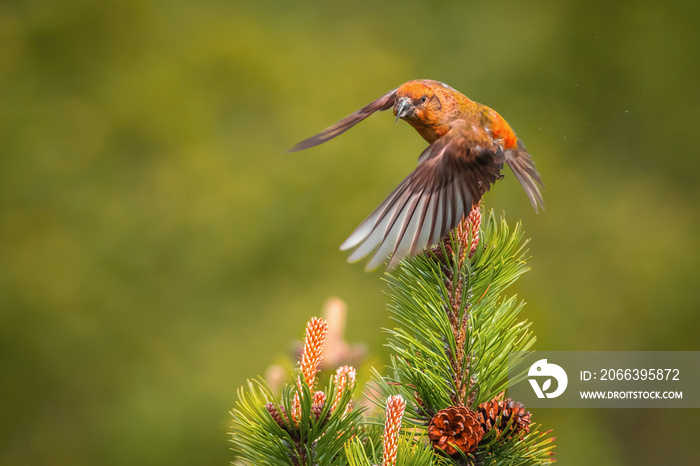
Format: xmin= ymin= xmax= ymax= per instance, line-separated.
xmin=477 ymin=398 xmax=531 ymax=437
xmin=501 ymin=399 xmax=531 ymax=435
xmin=311 ymin=401 xmax=328 ymax=423
xmin=427 ymin=406 xmax=484 ymax=456
xmin=265 ymin=403 xmax=286 ymax=429
xmin=476 ymin=398 xmax=501 ymax=433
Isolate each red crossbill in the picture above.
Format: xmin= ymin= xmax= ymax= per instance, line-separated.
xmin=288 ymin=79 xmax=543 ymax=270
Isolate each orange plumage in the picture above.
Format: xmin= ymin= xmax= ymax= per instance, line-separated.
xmin=288 ymin=79 xmax=544 ymax=270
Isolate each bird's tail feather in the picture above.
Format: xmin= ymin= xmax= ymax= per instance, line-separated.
xmin=505 ymin=139 xmax=544 ymax=212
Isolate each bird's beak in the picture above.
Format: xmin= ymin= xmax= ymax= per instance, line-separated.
xmin=394 ymin=97 xmax=413 ymax=123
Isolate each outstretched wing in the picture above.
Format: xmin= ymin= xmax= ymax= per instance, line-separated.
xmin=340 ymin=120 xmax=504 ymax=270
xmin=286 ymin=89 xmax=397 ymax=152
xmin=504 ymin=139 xmax=544 ymax=212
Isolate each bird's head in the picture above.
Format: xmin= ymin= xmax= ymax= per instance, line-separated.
xmin=393 ymin=80 xmax=453 ymax=142
xmin=393 ymin=81 xmax=444 ymax=124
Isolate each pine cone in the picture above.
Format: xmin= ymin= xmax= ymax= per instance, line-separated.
xmin=476 ymin=398 xmax=501 ymax=433
xmin=500 ymin=399 xmax=531 ymax=435
xmin=477 ymin=398 xmax=531 ymax=437
xmin=427 ymin=406 xmax=484 ymax=456
xmin=265 ymin=403 xmax=286 ymax=429
xmin=311 ymin=401 xmax=328 ymax=423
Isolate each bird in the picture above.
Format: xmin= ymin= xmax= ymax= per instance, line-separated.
xmin=288 ymin=79 xmax=543 ymax=270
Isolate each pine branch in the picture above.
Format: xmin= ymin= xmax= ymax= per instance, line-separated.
xmin=230 ymin=209 xmax=555 ymax=465
xmin=230 ymin=318 xmax=364 ymax=466
xmin=369 ymin=209 xmax=555 ymax=464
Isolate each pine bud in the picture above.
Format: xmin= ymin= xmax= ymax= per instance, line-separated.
xmin=382 ymin=395 xmax=406 ymax=466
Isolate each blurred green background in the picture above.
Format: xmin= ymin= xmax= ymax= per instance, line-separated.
xmin=1 ymin=0 xmax=699 ymax=464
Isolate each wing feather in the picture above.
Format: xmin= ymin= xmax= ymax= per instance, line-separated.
xmin=340 ymin=173 xmax=413 ymax=251
xmin=343 ymin=120 xmax=504 ymax=270
xmin=409 ymin=189 xmax=436 ymax=256
xmin=287 ymin=89 xmax=397 ymax=152
xmin=387 ymin=192 xmax=427 ymax=269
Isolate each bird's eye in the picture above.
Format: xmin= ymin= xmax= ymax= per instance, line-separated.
xmin=418 ymin=95 xmax=428 ymax=104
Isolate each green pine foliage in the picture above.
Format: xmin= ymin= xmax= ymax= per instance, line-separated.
xmin=230 ymin=377 xmax=362 ymax=465
xmin=345 ymin=433 xmax=450 ymax=466
xmin=372 ymin=211 xmax=536 ymax=416
xmin=230 ymin=211 xmax=555 ymax=465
